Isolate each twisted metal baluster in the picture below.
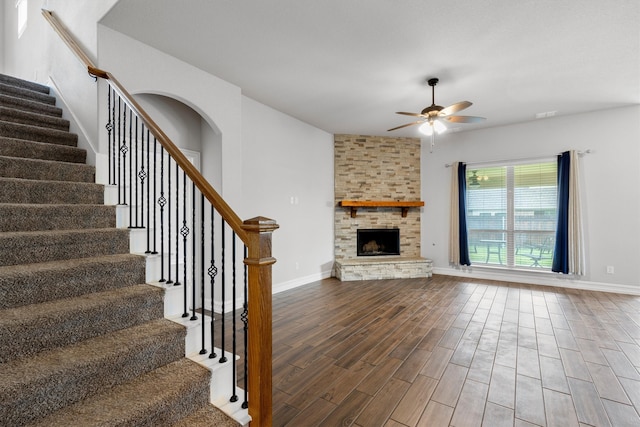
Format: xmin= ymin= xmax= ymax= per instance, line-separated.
xmin=219 ymin=220 xmax=227 ymax=363
xmin=173 ymin=162 xmax=184 ymax=286
xmin=199 ymin=192 xmax=207 ymax=355
xmin=180 ymin=170 xmax=189 ymax=318
xmin=137 ymin=122 xmax=146 ymax=229
xmin=230 ymin=232 xmax=238 ymax=403
xmin=166 ymin=157 xmax=173 ymax=285
xmin=242 ymin=244 xmax=249 ymax=408
xmin=190 ymin=182 xmax=197 ymax=321
xmin=208 ymin=205 xmax=218 ymax=359
xmin=105 ymin=87 xmax=114 ymax=185
xmin=158 ymin=147 xmax=166 ymax=282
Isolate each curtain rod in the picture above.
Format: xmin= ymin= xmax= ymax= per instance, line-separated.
xmin=444 ymin=149 xmax=592 ymax=168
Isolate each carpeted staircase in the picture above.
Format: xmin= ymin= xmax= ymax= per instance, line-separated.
xmin=0 ymin=73 xmax=239 ymax=426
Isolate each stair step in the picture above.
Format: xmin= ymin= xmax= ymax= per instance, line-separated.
xmin=0 ymin=105 xmax=69 ymax=131
xmin=0 ymin=93 xmax=62 ymax=117
xmin=0 ymin=227 xmax=130 ymax=266
xmin=0 ymin=319 xmax=187 ymax=426
xmin=0 ymin=155 xmax=95 ymax=182
xmin=0 ymin=136 xmax=86 ymax=163
xmin=172 ymin=404 xmax=241 ymax=427
xmin=30 ymin=358 xmax=211 ymax=427
xmin=0 ymin=203 xmax=115 ymax=232
xmin=0 ymin=284 xmax=164 ymax=363
xmin=0 ymin=73 xmax=51 ymax=94
xmin=0 ymin=81 xmax=56 ymax=105
xmin=0 ymin=253 xmax=145 ymax=309
xmin=0 ymin=120 xmax=78 ymax=146
xmin=0 ymin=177 xmax=103 ymax=204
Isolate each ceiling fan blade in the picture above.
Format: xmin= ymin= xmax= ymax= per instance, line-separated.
xmin=443 ymin=115 xmax=486 ymax=123
xmin=395 ymin=111 xmax=425 ymax=117
xmin=387 ymin=120 xmax=424 ymax=131
xmin=439 ymin=101 xmax=472 ymax=117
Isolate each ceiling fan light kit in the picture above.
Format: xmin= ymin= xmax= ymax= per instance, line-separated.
xmin=388 ymin=77 xmax=486 ymax=151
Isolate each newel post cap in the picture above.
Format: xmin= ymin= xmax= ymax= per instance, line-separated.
xmin=242 ymin=216 xmax=280 ymax=233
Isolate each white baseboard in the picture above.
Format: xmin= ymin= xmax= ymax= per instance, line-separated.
xmin=273 ymin=269 xmax=333 ymax=295
xmin=432 ymin=266 xmax=640 ymax=296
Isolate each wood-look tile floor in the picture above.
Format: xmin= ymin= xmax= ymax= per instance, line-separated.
xmin=269 ymin=275 xmax=640 ymax=427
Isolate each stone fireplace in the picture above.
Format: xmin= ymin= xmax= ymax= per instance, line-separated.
xmin=333 ymin=134 xmax=432 ymax=280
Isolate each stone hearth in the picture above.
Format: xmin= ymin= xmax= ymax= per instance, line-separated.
xmin=333 ymin=134 xmax=432 ymax=281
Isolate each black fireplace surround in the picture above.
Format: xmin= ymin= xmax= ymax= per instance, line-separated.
xmin=357 ymin=228 xmax=400 ymax=256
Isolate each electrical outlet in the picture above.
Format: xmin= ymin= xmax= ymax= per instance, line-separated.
xmin=606 ymin=266 xmax=614 ymax=274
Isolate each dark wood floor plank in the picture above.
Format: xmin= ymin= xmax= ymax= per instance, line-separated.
xmin=416 ymin=401 xmax=454 ymax=427
xmin=317 ymin=389 xmax=372 ymax=427
xmin=356 ymin=377 xmax=410 ymax=427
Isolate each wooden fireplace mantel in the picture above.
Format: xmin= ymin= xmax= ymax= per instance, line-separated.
xmin=339 ymin=200 xmax=425 ymax=218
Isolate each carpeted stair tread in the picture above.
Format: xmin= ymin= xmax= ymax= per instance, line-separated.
xmin=0 ymin=105 xmax=70 ymax=131
xmin=0 ymin=73 xmax=51 ymax=94
xmin=0 ymin=154 xmax=95 ymax=182
xmin=0 ymin=227 xmax=130 ymax=266
xmin=172 ymin=404 xmax=241 ymax=427
xmin=0 ymin=319 xmax=187 ymax=426
xmin=28 ymin=358 xmax=210 ymax=427
xmin=0 ymin=120 xmax=78 ymax=146
xmin=0 ymin=81 xmax=56 ymax=105
xmin=0 ymin=135 xmax=86 ymax=163
xmin=0 ymin=203 xmax=115 ymax=232
xmin=0 ymin=93 xmax=62 ymax=117
xmin=0 ymin=176 xmax=103 ymax=204
xmin=0 ymin=253 xmax=146 ymax=309
xmin=0 ymin=284 xmax=164 ymax=363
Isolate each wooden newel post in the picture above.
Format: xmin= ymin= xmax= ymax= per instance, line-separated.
xmin=243 ymin=216 xmax=279 ymax=427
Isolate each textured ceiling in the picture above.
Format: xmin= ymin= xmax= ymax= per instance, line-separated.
xmin=100 ymin=0 xmax=640 ymax=137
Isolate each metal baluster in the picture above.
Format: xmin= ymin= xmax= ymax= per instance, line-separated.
xmin=138 ymin=122 xmax=146 ymax=229
xmin=208 ymin=205 xmax=218 ymax=360
xmin=199 ymin=192 xmax=206 ymax=355
xmin=181 ymin=170 xmax=189 ymax=318
xmin=105 ymin=87 xmax=113 ymax=185
xmin=173 ymin=162 xmax=184 ymax=286
xmin=151 ymin=137 xmax=158 ymax=255
xmin=145 ymin=130 xmax=152 ymax=254
xmin=166 ymin=157 xmax=173 ymax=285
xmin=128 ymin=109 xmax=133 ymax=221
xmin=190 ymin=182 xmax=197 ymax=321
xmin=230 ymin=232 xmax=238 ymax=402
xmin=158 ymin=147 xmax=166 ymax=282
xmin=242 ymin=245 xmax=248 ymax=408
xmin=219 ymin=221 xmax=227 ymax=363
xmin=117 ymin=98 xmax=123 ymax=204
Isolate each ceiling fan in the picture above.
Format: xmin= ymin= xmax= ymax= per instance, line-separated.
xmin=388 ymin=77 xmax=485 ymax=150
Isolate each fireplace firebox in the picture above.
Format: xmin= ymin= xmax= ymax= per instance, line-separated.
xmin=357 ymin=228 xmax=400 ymax=256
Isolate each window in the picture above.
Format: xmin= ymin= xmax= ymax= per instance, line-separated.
xmin=16 ymin=0 xmax=28 ymax=38
xmin=466 ymin=160 xmax=557 ymax=269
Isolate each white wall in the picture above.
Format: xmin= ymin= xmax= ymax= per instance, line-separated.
xmin=422 ymin=106 xmax=640 ymax=293
xmin=3 ymin=0 xmax=119 ymax=158
xmin=241 ymin=96 xmax=334 ymax=292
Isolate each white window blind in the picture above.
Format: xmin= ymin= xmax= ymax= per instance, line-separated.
xmin=466 ymin=159 xmax=557 ymax=269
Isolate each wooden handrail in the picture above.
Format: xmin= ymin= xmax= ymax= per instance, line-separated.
xmin=42 ymin=10 xmax=96 ymax=70
xmin=41 ymin=9 xmax=248 ymax=244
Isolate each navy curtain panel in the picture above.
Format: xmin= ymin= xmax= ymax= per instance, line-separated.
xmin=552 ymin=151 xmax=570 ymax=273
xmin=458 ymin=163 xmax=471 ymax=266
